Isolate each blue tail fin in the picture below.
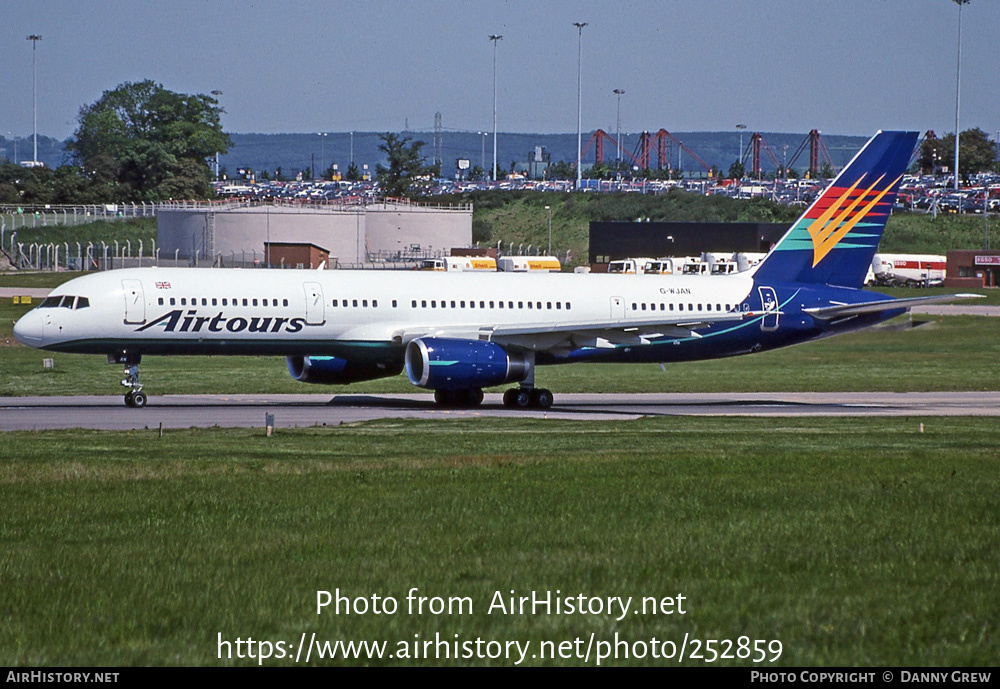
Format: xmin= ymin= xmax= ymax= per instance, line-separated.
xmin=753 ymin=130 xmax=918 ymax=288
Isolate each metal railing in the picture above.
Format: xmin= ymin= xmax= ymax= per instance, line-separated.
xmin=9 ymin=240 xmax=161 ymax=271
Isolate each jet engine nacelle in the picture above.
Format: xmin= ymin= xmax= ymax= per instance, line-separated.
xmin=286 ymin=355 xmax=403 ymax=385
xmin=405 ymin=338 xmax=529 ymax=390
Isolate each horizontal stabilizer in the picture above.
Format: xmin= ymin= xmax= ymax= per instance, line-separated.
xmin=804 ymin=293 xmax=984 ymax=320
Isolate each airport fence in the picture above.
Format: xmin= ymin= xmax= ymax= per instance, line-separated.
xmin=4 ymin=242 xmax=430 ymax=272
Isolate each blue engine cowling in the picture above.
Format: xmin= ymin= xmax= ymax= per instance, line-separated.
xmin=405 ymin=338 xmax=529 ymax=390
xmin=286 ymin=355 xmax=403 ymax=385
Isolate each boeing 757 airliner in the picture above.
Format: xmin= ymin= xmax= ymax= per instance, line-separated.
xmin=13 ymin=131 xmax=976 ymax=409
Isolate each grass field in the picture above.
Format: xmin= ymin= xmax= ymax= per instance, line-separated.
xmin=1 ymin=418 xmax=997 ymax=666
xmin=1 ymin=269 xmax=997 ymax=667
xmin=3 ymin=311 xmax=998 ymax=397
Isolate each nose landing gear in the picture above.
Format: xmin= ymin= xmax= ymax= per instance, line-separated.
xmin=110 ymin=352 xmax=146 ymax=408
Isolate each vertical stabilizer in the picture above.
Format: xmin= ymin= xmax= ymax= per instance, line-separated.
xmin=753 ymin=130 xmax=918 ymax=288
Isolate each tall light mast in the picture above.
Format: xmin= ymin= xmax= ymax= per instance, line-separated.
xmin=573 ymin=23 xmax=587 ymax=190
xmin=952 ymin=0 xmax=970 ymax=190
xmin=613 ymin=89 xmax=625 ymax=162
xmin=27 ymin=35 xmax=42 ymax=165
xmin=489 ymin=34 xmax=502 ymax=181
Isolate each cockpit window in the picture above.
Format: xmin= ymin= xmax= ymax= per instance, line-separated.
xmin=39 ymin=295 xmax=89 ymax=309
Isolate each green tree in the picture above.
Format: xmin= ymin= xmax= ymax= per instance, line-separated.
xmin=345 ymin=162 xmax=361 ymax=181
xmin=918 ymin=128 xmax=997 ymax=181
xmin=728 ymin=161 xmax=745 ymax=180
xmin=548 ymin=161 xmax=575 ymax=180
xmin=376 ymin=133 xmax=431 ymax=198
xmin=66 ymin=80 xmax=230 ymax=201
xmin=587 ymin=161 xmax=611 ymax=179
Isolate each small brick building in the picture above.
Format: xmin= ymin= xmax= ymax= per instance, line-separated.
xmin=944 ymin=250 xmax=1000 ymax=289
xmin=263 ymin=242 xmax=331 ymax=269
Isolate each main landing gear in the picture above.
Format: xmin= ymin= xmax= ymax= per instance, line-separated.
xmin=431 ymin=386 xmax=554 ymax=409
xmin=499 ymin=350 xmax=552 ymax=409
xmin=110 ymin=352 xmax=147 ymax=408
xmin=501 ymin=387 xmax=554 ymax=409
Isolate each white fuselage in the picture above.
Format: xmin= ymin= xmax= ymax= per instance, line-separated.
xmin=15 ymin=267 xmax=756 ymax=356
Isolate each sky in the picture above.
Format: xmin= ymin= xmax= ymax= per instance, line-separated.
xmin=2 ymin=0 xmax=998 ymax=142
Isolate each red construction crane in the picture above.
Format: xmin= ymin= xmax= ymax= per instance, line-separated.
xmin=581 ymin=129 xmax=643 ymax=168
xmin=742 ymin=133 xmax=783 ymax=177
xmin=654 ymin=130 xmax=712 ymax=173
xmin=785 ymin=130 xmax=835 ymax=178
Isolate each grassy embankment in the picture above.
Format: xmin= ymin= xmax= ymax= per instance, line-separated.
xmin=1 ymin=417 xmax=997 ymax=666
xmin=1 ymin=194 xmax=994 ymax=266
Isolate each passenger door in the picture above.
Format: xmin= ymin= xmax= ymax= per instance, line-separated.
xmin=758 ymin=286 xmax=778 ymax=331
xmin=303 ymin=282 xmax=325 ymax=325
xmin=122 ymin=279 xmax=145 ymax=324
xmin=610 ymin=296 xmax=626 ymax=320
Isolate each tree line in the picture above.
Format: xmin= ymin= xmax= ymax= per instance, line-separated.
xmin=1 ymin=77 xmax=997 ymax=205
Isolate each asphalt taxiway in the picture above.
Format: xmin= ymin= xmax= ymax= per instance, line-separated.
xmin=2 ymin=391 xmax=999 ymax=431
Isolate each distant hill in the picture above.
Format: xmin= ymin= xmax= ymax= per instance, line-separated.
xmin=3 ymin=131 xmax=869 ymax=180
xmin=0 ymin=135 xmax=69 ymax=169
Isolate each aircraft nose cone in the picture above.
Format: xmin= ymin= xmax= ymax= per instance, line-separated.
xmin=13 ymin=311 xmax=44 ymax=347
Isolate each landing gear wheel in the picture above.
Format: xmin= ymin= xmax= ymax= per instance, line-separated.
xmin=131 ymin=391 xmax=147 ymax=408
xmin=512 ymin=388 xmax=532 ymax=408
xmin=503 ymin=388 xmax=534 ymax=408
xmin=124 ymin=391 xmax=135 ymax=408
xmin=531 ymin=388 xmax=553 ymax=409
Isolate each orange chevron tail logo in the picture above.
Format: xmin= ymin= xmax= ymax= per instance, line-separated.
xmin=807 ymin=173 xmax=901 ymax=267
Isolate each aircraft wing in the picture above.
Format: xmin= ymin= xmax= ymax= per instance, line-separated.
xmin=389 ymin=311 xmax=761 ymax=354
xmin=804 ymin=293 xmax=984 ymax=320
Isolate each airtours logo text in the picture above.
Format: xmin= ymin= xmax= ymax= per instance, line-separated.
xmin=136 ymin=309 xmax=314 ymax=334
